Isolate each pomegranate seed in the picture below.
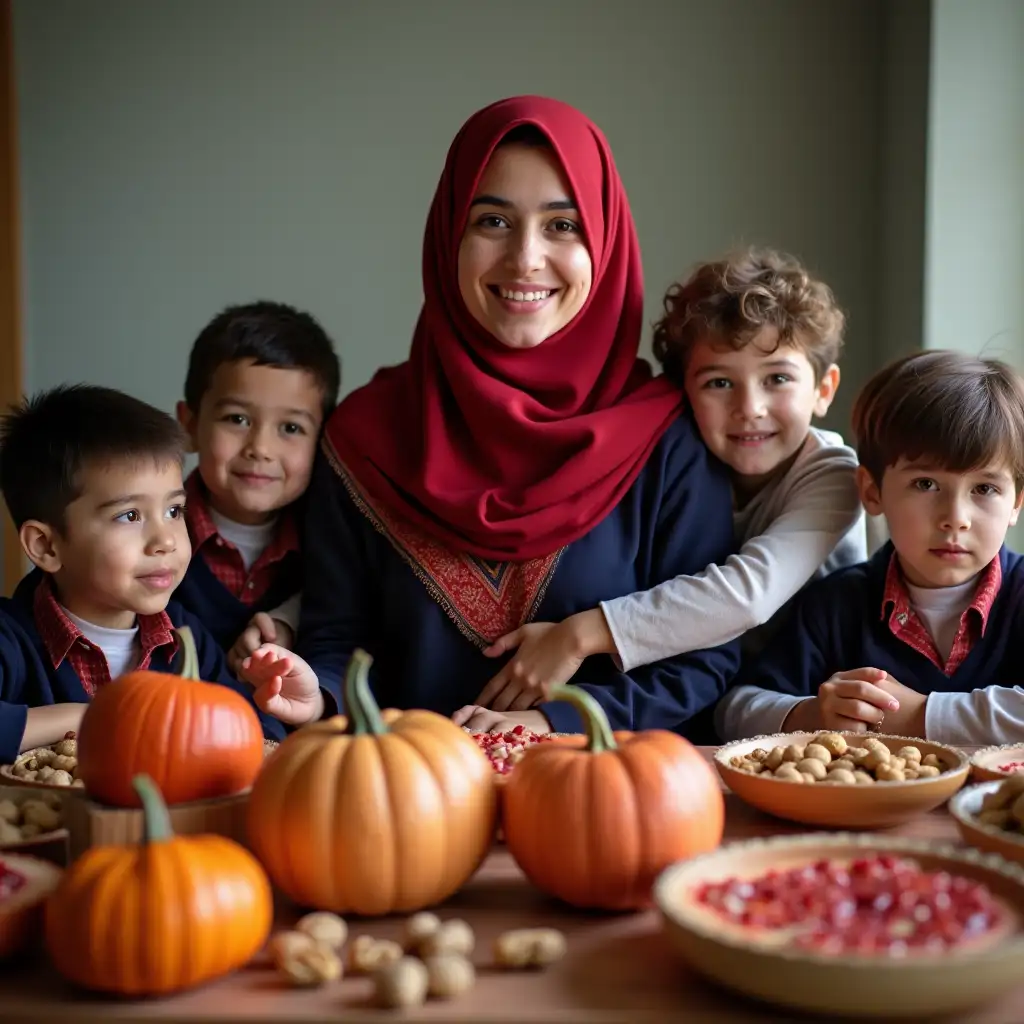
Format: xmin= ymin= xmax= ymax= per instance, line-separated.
xmin=0 ymin=858 xmax=28 ymax=901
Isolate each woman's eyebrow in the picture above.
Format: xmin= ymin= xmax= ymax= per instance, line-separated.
xmin=469 ymin=194 xmax=577 ymax=211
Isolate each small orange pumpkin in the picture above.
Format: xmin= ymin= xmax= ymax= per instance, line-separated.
xmin=502 ymin=685 xmax=724 ymax=910
xmin=45 ymin=774 xmax=271 ymax=995
xmin=248 ymin=649 xmax=498 ymax=915
xmin=77 ymin=627 xmax=265 ymax=807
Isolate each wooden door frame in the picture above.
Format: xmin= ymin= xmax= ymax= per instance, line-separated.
xmin=0 ymin=0 xmax=23 ymax=595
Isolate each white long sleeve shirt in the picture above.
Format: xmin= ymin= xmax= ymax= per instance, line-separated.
xmin=600 ymin=427 xmax=867 ymax=671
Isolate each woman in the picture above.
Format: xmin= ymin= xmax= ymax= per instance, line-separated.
xmin=290 ymin=96 xmax=739 ymax=736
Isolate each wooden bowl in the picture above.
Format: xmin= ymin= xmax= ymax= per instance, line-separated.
xmin=950 ymin=781 xmax=1024 ymax=865
xmin=654 ymin=833 xmax=1024 ymax=1018
xmin=971 ymin=744 xmax=1024 ymax=783
xmin=714 ymin=732 xmax=969 ymax=828
xmin=0 ymin=853 xmax=62 ymax=960
xmin=0 ymin=786 xmax=68 ymax=862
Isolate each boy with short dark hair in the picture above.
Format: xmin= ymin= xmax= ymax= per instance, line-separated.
xmin=174 ymin=301 xmax=340 ymax=670
xmin=724 ymin=350 xmax=1024 ymax=745
xmin=0 ymin=385 xmax=317 ymax=762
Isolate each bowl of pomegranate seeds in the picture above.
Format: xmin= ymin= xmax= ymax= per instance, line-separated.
xmin=0 ymin=852 xmax=62 ymax=960
xmin=464 ymin=725 xmax=580 ymax=780
xmin=950 ymin=777 xmax=1024 ymax=865
xmin=654 ymin=833 xmax=1024 ymax=1017
xmin=970 ymin=743 xmax=1024 ymax=783
xmin=714 ymin=732 xmax=969 ymax=828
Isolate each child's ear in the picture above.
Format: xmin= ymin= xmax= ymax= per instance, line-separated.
xmin=1010 ymin=487 xmax=1024 ymax=526
xmin=856 ymin=465 xmax=884 ymax=516
xmin=175 ymin=401 xmax=199 ymax=454
xmin=813 ymin=364 xmax=841 ymax=417
xmin=20 ymin=521 xmax=62 ymax=573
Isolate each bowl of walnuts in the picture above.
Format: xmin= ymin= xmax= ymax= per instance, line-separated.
xmin=0 ymin=788 xmax=66 ymax=854
xmin=949 ymin=777 xmax=1024 ymax=865
xmin=714 ymin=732 xmax=970 ymax=828
xmin=1 ymin=733 xmax=83 ymax=790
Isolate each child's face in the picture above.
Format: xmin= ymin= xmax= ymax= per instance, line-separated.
xmin=32 ymin=458 xmax=190 ymax=629
xmin=685 ymin=332 xmax=839 ymax=491
xmin=858 ymin=460 xmax=1023 ymax=588
xmin=178 ymin=359 xmax=324 ymax=525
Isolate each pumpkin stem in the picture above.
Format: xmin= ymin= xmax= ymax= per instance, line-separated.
xmin=546 ymin=685 xmax=618 ymax=753
xmin=344 ymin=649 xmax=387 ymax=736
xmin=133 ymin=774 xmax=174 ymax=843
xmin=172 ymin=626 xmax=200 ymax=681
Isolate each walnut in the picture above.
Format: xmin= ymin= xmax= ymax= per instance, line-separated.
xmin=52 ymin=737 xmax=77 ymax=757
xmin=348 ymin=935 xmax=403 ymax=974
xmin=278 ymin=944 xmax=342 ymax=987
xmin=425 ymin=953 xmax=475 ymax=998
xmin=494 ymin=928 xmax=567 ymax=968
xmin=294 ymin=912 xmax=347 ymax=952
xmin=0 ymin=799 xmax=18 ymax=825
xmin=48 ymin=770 xmax=74 ymax=787
xmin=20 ymin=799 xmax=61 ymax=832
xmin=403 ymin=911 xmax=441 ymax=954
xmin=418 ymin=919 xmax=475 ymax=958
xmin=374 ymin=957 xmax=429 ymax=1009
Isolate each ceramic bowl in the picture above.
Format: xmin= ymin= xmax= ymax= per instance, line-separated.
xmin=654 ymin=832 xmax=1024 ymax=1018
xmin=0 ymin=853 xmax=62 ymax=960
xmin=714 ymin=732 xmax=969 ymax=828
xmin=971 ymin=744 xmax=1024 ymax=783
xmin=0 ymin=787 xmax=67 ymax=857
xmin=949 ymin=780 xmax=1024 ymax=865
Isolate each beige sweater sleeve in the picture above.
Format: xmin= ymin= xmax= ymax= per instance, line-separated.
xmin=600 ymin=439 xmax=864 ymax=671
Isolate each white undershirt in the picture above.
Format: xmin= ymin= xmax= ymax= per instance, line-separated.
xmin=62 ymin=606 xmax=140 ymax=678
xmin=208 ymin=508 xmax=277 ymax=571
xmin=905 ymin=575 xmax=980 ymax=663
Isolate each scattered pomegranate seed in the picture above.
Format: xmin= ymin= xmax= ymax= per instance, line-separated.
xmin=0 ymin=858 xmax=28 ymax=902
xmin=465 ymin=726 xmax=555 ymax=775
xmin=695 ymin=855 xmax=1001 ymax=956
xmin=998 ymin=761 xmax=1024 ymax=773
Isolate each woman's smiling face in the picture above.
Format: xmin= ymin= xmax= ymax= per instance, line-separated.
xmin=457 ymin=142 xmax=593 ymax=350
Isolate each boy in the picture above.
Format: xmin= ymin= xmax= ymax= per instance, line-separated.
xmin=724 ymin=350 xmax=1024 ymax=745
xmin=174 ymin=301 xmax=340 ymax=670
xmin=461 ymin=248 xmax=866 ymax=731
xmin=0 ymin=385 xmax=325 ymax=764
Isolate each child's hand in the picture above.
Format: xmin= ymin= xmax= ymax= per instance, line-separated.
xmin=239 ymin=643 xmax=324 ymax=726
xmin=227 ymin=613 xmax=295 ymax=676
xmin=784 ymin=668 xmax=899 ymax=733
xmin=451 ymin=706 xmax=552 ymax=736
xmin=875 ymin=675 xmax=929 ymax=738
xmin=477 ymin=609 xmax=614 ymax=712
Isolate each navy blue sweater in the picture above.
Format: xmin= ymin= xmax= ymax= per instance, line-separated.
xmin=297 ymin=415 xmax=741 ymax=736
xmin=174 ymin=548 xmax=302 ymax=653
xmin=0 ymin=571 xmax=288 ymax=763
xmin=743 ymin=543 xmax=1024 ymax=698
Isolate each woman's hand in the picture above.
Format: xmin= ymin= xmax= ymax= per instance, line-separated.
xmin=227 ymin=612 xmax=295 ymax=676
xmin=451 ymin=707 xmax=552 ymax=735
xmin=476 ymin=609 xmax=615 ymax=711
xmin=240 ymin=643 xmax=324 ymax=725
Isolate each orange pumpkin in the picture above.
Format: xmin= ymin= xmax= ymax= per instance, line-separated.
xmin=77 ymin=627 xmax=265 ymax=807
xmin=45 ymin=774 xmax=271 ymax=995
xmin=248 ymin=648 xmax=498 ymax=915
xmin=502 ymin=685 xmax=724 ymax=910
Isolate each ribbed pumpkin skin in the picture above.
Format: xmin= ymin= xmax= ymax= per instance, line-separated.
xmin=502 ymin=688 xmax=725 ymax=910
xmin=45 ymin=782 xmax=272 ymax=995
xmin=248 ymin=709 xmax=498 ymax=916
xmin=77 ymin=670 xmax=264 ymax=808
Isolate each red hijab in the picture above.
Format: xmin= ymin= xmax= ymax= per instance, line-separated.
xmin=324 ymin=96 xmax=684 ymax=562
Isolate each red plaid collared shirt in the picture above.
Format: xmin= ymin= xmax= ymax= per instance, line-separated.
xmin=33 ymin=577 xmax=176 ymax=697
xmin=184 ymin=471 xmax=300 ymax=605
xmin=880 ymin=553 xmax=1001 ymax=675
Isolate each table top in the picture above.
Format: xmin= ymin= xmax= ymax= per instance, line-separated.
xmin=2 ymin=746 xmax=1020 ymax=1024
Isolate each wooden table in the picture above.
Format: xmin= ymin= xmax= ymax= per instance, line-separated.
xmin=2 ymin=747 xmax=1022 ymax=1023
